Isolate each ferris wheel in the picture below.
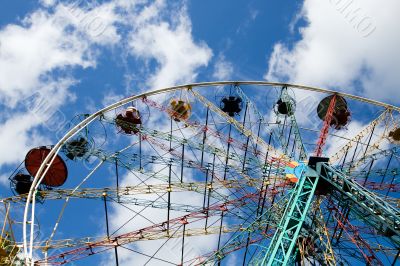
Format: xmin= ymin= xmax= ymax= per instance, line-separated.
xmin=1 ymin=81 xmax=400 ymax=265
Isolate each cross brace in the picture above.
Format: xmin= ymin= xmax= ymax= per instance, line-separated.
xmin=259 ymin=166 xmax=320 ymax=265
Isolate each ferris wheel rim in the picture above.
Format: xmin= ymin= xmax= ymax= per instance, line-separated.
xmin=21 ymin=80 xmax=399 ymax=265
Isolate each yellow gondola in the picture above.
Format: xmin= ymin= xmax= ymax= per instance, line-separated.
xmin=170 ymin=99 xmax=191 ymax=121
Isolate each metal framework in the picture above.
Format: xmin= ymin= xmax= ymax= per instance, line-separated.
xmin=317 ymin=163 xmax=400 ymax=239
xmin=315 ymin=95 xmax=337 ymax=157
xmin=330 ymin=109 xmax=391 ymax=163
xmin=0 ymin=81 xmax=397 ymax=266
xmin=259 ymin=165 xmax=319 ymax=265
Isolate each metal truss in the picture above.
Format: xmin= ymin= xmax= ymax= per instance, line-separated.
xmin=1 ymin=179 xmax=274 ymax=204
xmin=343 ymin=146 xmax=400 ymax=171
xmin=234 ymin=86 xmax=283 ymax=153
xmin=315 ymin=95 xmax=337 ymax=157
xmin=250 ymin=159 xmax=400 ymax=265
xmin=33 ymin=191 xmax=266 ymax=265
xmin=326 ymin=197 xmax=384 ymax=265
xmin=361 ymin=110 xmax=398 ymax=158
xmin=278 ymin=87 xmax=308 ymax=161
xmin=25 ymin=225 xmax=245 ymax=252
xmin=199 ymin=195 xmax=290 ymax=265
xmin=299 ymin=198 xmax=336 ymax=266
xmin=330 ymin=109 xmax=390 ymax=163
xmin=190 ymin=89 xmax=288 ymax=161
xmin=235 ymin=86 xmax=307 ymax=161
xmin=256 ymin=165 xmax=320 ymax=265
xmin=140 ymin=123 xmax=264 ymax=167
xmin=317 ymin=163 xmax=400 ymax=239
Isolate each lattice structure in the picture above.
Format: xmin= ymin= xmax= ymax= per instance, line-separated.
xmin=257 ymin=165 xmax=319 ymax=265
xmin=315 ymin=95 xmax=337 ymax=157
xmin=1 ymin=82 xmax=399 ymax=266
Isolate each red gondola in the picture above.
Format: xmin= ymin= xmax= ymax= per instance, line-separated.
xmin=115 ymin=107 xmax=142 ymax=134
xmin=25 ymin=146 xmax=68 ymax=187
xmin=317 ymin=95 xmax=351 ymax=130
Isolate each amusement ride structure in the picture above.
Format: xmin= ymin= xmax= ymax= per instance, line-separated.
xmin=0 ymin=81 xmax=399 ymax=265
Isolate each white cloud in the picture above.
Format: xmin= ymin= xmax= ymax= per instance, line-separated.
xmin=265 ymin=0 xmax=400 ymax=103
xmin=101 ymin=89 xmax=125 ymax=108
xmin=129 ymin=4 xmax=212 ymax=89
xmin=0 ymin=78 xmax=76 ymax=168
xmin=0 ymin=1 xmax=125 ymax=170
xmin=0 ymin=113 xmax=49 ymax=166
xmin=236 ymin=6 xmax=259 ymax=35
xmin=212 ymin=54 xmax=234 ymax=80
xmin=55 ymin=2 xmax=121 ymax=45
xmin=0 ymin=10 xmax=92 ymax=106
xmin=39 ymin=0 xmax=56 ymax=7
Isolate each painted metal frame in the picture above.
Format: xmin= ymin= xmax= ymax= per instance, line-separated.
xmin=260 ymin=166 xmax=319 ymax=265
xmin=22 ymin=81 xmax=400 ymax=265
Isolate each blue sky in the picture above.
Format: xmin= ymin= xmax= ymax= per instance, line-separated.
xmin=0 ymin=0 xmax=399 ymax=265
xmin=0 ymin=0 xmax=306 ymax=173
